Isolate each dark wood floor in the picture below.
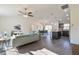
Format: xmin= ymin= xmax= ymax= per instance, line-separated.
xmin=17 ymin=33 xmax=72 ymax=55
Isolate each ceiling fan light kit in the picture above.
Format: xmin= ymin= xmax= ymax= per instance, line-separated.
xmin=23 ymin=15 xmax=28 ymax=18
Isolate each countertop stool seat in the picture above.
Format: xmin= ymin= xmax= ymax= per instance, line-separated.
xmin=0 ymin=38 xmax=6 ymax=52
xmin=0 ymin=37 xmax=10 ymax=50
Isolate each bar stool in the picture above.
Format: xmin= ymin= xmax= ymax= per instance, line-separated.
xmin=0 ymin=37 xmax=6 ymax=51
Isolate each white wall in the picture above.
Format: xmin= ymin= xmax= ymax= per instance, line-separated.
xmin=0 ymin=16 xmax=31 ymax=33
xmin=0 ymin=15 xmax=60 ymax=33
xmin=70 ymin=5 xmax=79 ymax=44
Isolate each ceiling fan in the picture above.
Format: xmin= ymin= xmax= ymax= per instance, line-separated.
xmin=18 ymin=8 xmax=34 ymax=17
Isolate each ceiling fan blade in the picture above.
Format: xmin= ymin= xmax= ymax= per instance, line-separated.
xmin=28 ymin=12 xmax=32 ymax=14
xmin=28 ymin=12 xmax=33 ymax=17
xmin=18 ymin=11 xmax=25 ymax=15
xmin=28 ymin=14 xmax=34 ymax=17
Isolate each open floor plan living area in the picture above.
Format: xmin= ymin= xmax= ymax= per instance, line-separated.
xmin=0 ymin=4 xmax=79 ymax=55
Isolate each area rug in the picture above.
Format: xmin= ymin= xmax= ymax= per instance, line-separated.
xmin=30 ymin=48 xmax=58 ymax=55
xmin=6 ymin=48 xmax=30 ymax=55
xmin=6 ymin=48 xmax=58 ymax=55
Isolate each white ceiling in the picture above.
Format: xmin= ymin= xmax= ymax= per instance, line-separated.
xmin=0 ymin=4 xmax=69 ymax=23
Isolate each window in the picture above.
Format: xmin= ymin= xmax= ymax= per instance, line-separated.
xmin=63 ymin=24 xmax=69 ymax=30
xmin=45 ymin=25 xmax=52 ymax=32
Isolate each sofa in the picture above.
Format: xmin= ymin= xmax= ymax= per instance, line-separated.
xmin=11 ymin=33 xmax=40 ymax=48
